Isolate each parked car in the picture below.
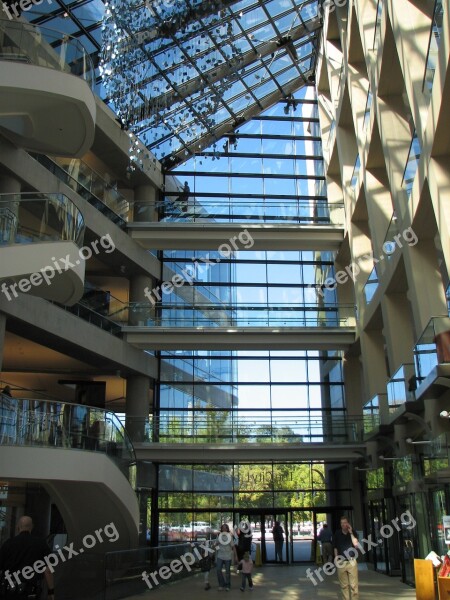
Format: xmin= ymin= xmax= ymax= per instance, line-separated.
xmin=182 ymin=521 xmax=212 ymax=540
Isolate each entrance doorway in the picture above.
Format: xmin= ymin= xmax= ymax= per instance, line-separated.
xmin=237 ymin=508 xmax=349 ymax=564
xmin=238 ymin=511 xmax=288 ymax=563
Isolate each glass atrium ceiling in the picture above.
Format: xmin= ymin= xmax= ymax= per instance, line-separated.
xmin=24 ymin=0 xmax=322 ymax=167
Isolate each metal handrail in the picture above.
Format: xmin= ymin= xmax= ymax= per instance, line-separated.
xmin=0 ymin=192 xmax=84 ymax=247
xmin=0 ymin=395 xmax=135 ymax=479
xmin=0 ymin=18 xmax=94 ymax=88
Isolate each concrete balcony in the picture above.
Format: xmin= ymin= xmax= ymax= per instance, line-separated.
xmin=0 ymin=192 xmax=85 ymax=305
xmin=0 ymin=395 xmax=139 ymax=551
xmin=0 ymin=19 xmax=95 ymax=156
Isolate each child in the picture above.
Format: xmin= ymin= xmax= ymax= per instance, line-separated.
xmin=238 ymin=551 xmax=254 ymax=591
xmin=199 ymin=541 xmax=214 ymax=590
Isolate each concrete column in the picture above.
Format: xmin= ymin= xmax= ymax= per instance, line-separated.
xmin=125 ymin=375 xmax=151 ymax=443
xmin=133 ymin=184 xmax=159 ymax=222
xmin=381 ymin=292 xmax=415 ymax=374
xmin=403 ymin=238 xmax=448 ymax=337
xmin=359 ymin=329 xmax=388 ymax=400
xmin=129 ymin=274 xmax=157 ymax=326
xmin=343 ymin=355 xmax=363 ymax=414
xmin=364 ymin=169 xmax=394 ymax=263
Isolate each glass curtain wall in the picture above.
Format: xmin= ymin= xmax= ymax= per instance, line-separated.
xmin=153 ymin=88 xmax=350 ymax=531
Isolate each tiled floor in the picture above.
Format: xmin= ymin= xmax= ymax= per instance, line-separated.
xmin=125 ymin=565 xmax=417 ymax=599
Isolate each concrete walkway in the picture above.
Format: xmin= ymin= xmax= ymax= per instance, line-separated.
xmin=125 ymin=565 xmax=417 ymax=599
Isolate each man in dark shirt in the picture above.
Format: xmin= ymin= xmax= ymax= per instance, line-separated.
xmin=333 ymin=516 xmax=359 ymax=600
xmin=272 ymin=521 xmax=284 ymax=562
xmin=0 ymin=516 xmax=54 ymax=599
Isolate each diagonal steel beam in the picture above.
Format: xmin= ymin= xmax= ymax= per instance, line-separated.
xmin=164 ymin=61 xmax=318 ymax=168
xmin=128 ymin=16 xmax=321 ymax=118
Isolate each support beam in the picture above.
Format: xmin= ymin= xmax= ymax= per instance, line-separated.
xmin=134 ymin=442 xmax=365 ymax=463
xmin=123 ymin=326 xmax=355 ymax=350
xmin=128 ymin=223 xmax=344 ymax=251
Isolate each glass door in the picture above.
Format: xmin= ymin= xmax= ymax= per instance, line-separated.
xmin=291 ymin=510 xmax=315 ymax=563
xmin=396 ymin=494 xmax=422 ymax=586
xmin=263 ymin=512 xmax=288 ymax=563
xmin=368 ymin=500 xmax=388 ymax=573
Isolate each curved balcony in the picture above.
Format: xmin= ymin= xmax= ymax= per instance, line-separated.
xmin=0 ymin=394 xmax=138 ymax=550
xmin=0 ymin=19 xmax=96 ymax=156
xmin=0 ymin=192 xmax=85 ymax=305
xmin=0 ymin=395 xmax=135 ymax=472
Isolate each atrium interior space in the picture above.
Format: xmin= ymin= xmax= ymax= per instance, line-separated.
xmin=1 ymin=0 xmax=450 ymax=598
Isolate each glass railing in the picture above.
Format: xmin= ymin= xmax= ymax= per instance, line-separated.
xmin=423 ymin=0 xmax=444 ymax=94
xmin=402 ymin=130 xmax=421 ymax=199
xmin=0 ymin=18 xmax=94 ymax=89
xmin=31 ymin=153 xmax=128 ymax=228
xmin=125 ymin=302 xmax=356 ymax=327
xmin=363 ymin=394 xmax=387 ymax=435
xmin=386 ymin=363 xmax=417 ymax=412
xmin=392 ymin=455 xmax=414 ymax=486
xmin=81 ymin=283 xmax=129 ymax=323
xmin=363 ymin=266 xmax=379 ymax=304
xmin=104 ymin=543 xmax=200 ymax=599
xmin=55 ymin=284 xmax=129 ymax=335
xmin=382 ymin=213 xmax=399 ymax=260
xmin=363 ymin=90 xmax=373 ymax=131
xmin=157 ymin=197 xmax=344 ymax=225
xmin=0 ymin=192 xmax=84 ymax=247
xmin=335 ymin=61 xmax=345 ymax=106
xmin=53 ymin=156 xmax=131 ymax=222
xmin=328 ymin=119 xmax=336 ymax=151
xmin=422 ymin=433 xmax=450 ymax=476
xmin=0 ymin=395 xmax=135 ymax=479
xmin=126 ymin=412 xmax=365 ymax=444
xmin=373 ymin=0 xmax=383 ymax=50
xmin=414 ymin=316 xmax=450 ymax=381
xmin=350 ymin=154 xmax=361 ymax=188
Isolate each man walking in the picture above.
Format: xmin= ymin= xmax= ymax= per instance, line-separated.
xmin=0 ymin=516 xmax=55 ymax=599
xmin=333 ymin=516 xmax=359 ymax=600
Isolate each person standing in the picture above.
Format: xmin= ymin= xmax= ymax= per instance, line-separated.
xmin=236 ymin=522 xmax=252 ymax=564
xmin=215 ymin=524 xmax=237 ymax=591
xmin=333 ymin=516 xmax=359 ymax=600
xmin=272 ymin=521 xmax=284 ymax=563
xmin=318 ymin=523 xmax=333 ymax=564
xmin=0 ymin=515 xmax=55 ymax=599
xmin=238 ymin=551 xmax=254 ymax=592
